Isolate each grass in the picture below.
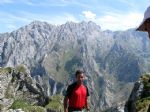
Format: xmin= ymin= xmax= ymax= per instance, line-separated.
xmin=45 ymin=94 xmax=63 ymax=111
xmin=135 ymin=97 xmax=150 ymax=112
xmin=10 ymin=95 xmax=64 ymax=112
xmin=10 ymin=99 xmax=30 ymax=109
xmin=10 ymin=99 xmax=45 ymax=112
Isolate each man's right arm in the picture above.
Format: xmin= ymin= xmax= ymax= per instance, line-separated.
xmin=64 ymin=96 xmax=69 ymax=112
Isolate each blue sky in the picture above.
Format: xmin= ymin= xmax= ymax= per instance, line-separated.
xmin=0 ymin=0 xmax=149 ymax=33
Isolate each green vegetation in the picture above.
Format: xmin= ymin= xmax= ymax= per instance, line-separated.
xmin=22 ymin=106 xmax=45 ymax=112
xmin=140 ymin=74 xmax=150 ymax=96
xmin=10 ymin=99 xmax=29 ymax=109
xmin=44 ymin=46 xmax=80 ymax=82
xmin=135 ymin=74 xmax=150 ymax=112
xmin=10 ymin=99 xmax=45 ymax=112
xmin=10 ymin=95 xmax=64 ymax=112
xmin=4 ymin=67 xmax=13 ymax=73
xmin=135 ymin=97 xmax=150 ymax=112
xmin=65 ymin=56 xmax=83 ymax=76
xmin=140 ymin=74 xmax=150 ymax=83
xmin=0 ymin=104 xmax=3 ymax=111
xmin=54 ymin=49 xmax=78 ymax=81
xmin=0 ymin=67 xmax=13 ymax=74
xmin=0 ymin=65 xmax=26 ymax=75
xmin=45 ymin=94 xmax=63 ymax=112
xmin=16 ymin=65 xmax=26 ymax=73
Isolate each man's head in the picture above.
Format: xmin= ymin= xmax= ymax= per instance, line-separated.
xmin=137 ymin=6 xmax=150 ymax=38
xmin=75 ymin=70 xmax=84 ymax=84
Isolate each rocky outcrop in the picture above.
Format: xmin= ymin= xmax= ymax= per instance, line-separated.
xmin=125 ymin=74 xmax=150 ymax=112
xmin=0 ymin=66 xmax=63 ymax=112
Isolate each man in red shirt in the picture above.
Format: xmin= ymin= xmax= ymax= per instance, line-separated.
xmin=64 ymin=70 xmax=90 ymax=112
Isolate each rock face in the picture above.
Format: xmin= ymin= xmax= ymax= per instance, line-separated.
xmin=0 ymin=67 xmax=64 ymax=112
xmin=125 ymin=74 xmax=150 ymax=112
xmin=0 ymin=67 xmax=48 ymax=111
xmin=0 ymin=68 xmax=13 ymax=110
xmin=0 ymin=21 xmax=150 ymax=111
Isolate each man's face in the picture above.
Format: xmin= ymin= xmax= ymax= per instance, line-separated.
xmin=145 ymin=19 xmax=150 ymax=38
xmin=76 ymin=73 xmax=84 ymax=84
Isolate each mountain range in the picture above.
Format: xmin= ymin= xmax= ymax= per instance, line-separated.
xmin=0 ymin=21 xmax=150 ymax=111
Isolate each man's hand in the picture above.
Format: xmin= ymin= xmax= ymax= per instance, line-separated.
xmin=64 ymin=96 xmax=68 ymax=112
xmin=86 ymin=108 xmax=90 ymax=112
xmin=64 ymin=108 xmax=68 ymax=112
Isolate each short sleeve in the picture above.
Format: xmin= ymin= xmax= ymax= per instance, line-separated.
xmin=65 ymin=82 xmax=76 ymax=98
xmin=66 ymin=85 xmax=72 ymax=97
xmin=86 ymin=86 xmax=90 ymax=96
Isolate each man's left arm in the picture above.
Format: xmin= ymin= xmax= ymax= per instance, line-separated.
xmin=85 ymin=86 xmax=90 ymax=111
xmin=85 ymin=96 xmax=90 ymax=111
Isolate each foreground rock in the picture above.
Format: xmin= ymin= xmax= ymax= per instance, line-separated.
xmin=0 ymin=66 xmax=63 ymax=112
xmin=125 ymin=74 xmax=150 ymax=112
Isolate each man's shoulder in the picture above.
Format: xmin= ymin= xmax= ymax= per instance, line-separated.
xmin=68 ymin=82 xmax=77 ymax=88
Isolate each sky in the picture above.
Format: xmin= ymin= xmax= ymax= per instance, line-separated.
xmin=0 ymin=0 xmax=149 ymax=33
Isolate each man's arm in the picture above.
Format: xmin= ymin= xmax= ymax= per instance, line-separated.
xmin=85 ymin=96 xmax=90 ymax=111
xmin=64 ymin=96 xmax=69 ymax=112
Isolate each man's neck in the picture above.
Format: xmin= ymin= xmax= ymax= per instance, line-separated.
xmin=77 ymin=81 xmax=83 ymax=85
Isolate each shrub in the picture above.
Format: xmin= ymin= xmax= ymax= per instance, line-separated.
xmin=10 ymin=99 xmax=29 ymax=109
xmin=0 ymin=67 xmax=13 ymax=74
xmin=4 ymin=67 xmax=13 ymax=73
xmin=135 ymin=97 xmax=150 ymax=112
xmin=16 ymin=65 xmax=26 ymax=73
xmin=140 ymin=74 xmax=150 ymax=83
xmin=144 ymin=82 xmax=150 ymax=89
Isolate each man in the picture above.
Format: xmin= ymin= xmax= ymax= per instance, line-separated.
xmin=137 ymin=6 xmax=150 ymax=38
xmin=64 ymin=70 xmax=90 ymax=112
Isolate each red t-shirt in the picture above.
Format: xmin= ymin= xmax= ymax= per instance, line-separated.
xmin=66 ymin=82 xmax=89 ymax=108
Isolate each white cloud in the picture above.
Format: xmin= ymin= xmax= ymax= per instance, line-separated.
xmin=82 ymin=11 xmax=96 ymax=20
xmin=94 ymin=12 xmax=143 ymax=31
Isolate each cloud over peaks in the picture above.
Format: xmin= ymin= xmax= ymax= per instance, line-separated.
xmin=82 ymin=11 xmax=96 ymax=20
